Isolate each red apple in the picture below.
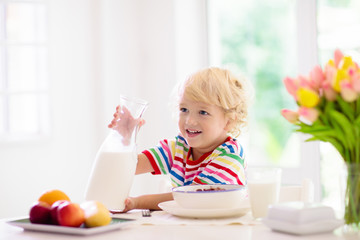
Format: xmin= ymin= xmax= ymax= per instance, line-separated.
xmin=57 ymin=201 xmax=85 ymax=227
xmin=29 ymin=202 xmax=52 ymax=224
xmin=50 ymin=200 xmax=69 ymax=225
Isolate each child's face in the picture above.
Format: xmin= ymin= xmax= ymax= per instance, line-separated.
xmin=178 ymin=95 xmax=230 ymax=155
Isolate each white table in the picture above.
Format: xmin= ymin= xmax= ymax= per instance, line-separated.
xmin=1 ymin=211 xmax=358 ymax=240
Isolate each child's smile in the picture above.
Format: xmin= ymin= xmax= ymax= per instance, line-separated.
xmin=186 ymin=129 xmax=202 ymax=137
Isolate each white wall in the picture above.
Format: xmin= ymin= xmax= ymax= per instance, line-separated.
xmin=99 ymin=0 xmax=179 ymax=196
xmin=0 ymin=0 xmax=99 ymax=218
xmin=0 ymin=0 xmax=208 ymax=218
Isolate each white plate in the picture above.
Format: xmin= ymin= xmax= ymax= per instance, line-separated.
xmin=7 ymin=217 xmax=134 ymax=236
xmin=158 ymin=200 xmax=250 ymax=219
xmin=262 ymin=218 xmax=343 ymax=235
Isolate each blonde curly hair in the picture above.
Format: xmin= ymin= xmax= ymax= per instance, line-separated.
xmin=176 ymin=67 xmax=252 ymax=138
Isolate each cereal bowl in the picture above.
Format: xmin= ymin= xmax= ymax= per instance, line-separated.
xmin=172 ymin=184 xmax=247 ymax=209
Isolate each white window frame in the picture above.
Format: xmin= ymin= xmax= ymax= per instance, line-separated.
xmin=0 ymin=0 xmax=49 ymax=142
xmin=293 ymin=0 xmax=321 ymax=200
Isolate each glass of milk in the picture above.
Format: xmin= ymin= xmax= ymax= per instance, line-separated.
xmin=85 ymin=95 xmax=148 ymax=211
xmin=247 ymin=167 xmax=282 ymax=219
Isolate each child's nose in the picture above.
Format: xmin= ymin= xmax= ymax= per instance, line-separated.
xmin=185 ymin=113 xmax=197 ymax=125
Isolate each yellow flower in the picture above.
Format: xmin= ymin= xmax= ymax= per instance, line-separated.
xmin=296 ymin=88 xmax=320 ymax=108
xmin=339 ymin=56 xmax=354 ymax=70
xmin=327 ymin=59 xmax=335 ymax=67
xmin=333 ymin=69 xmax=349 ymax=92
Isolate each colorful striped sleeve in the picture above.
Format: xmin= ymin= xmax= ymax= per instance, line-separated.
xmin=142 ymin=139 xmax=176 ymax=175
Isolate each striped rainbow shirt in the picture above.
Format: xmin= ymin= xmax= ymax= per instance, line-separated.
xmin=142 ymin=135 xmax=246 ymax=187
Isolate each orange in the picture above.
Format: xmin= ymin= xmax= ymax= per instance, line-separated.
xmin=38 ymin=189 xmax=70 ymax=206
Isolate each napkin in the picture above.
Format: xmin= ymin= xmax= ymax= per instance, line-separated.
xmin=114 ymin=210 xmax=261 ymax=226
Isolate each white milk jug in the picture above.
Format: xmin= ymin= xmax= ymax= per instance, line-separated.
xmin=85 ymin=95 xmax=148 ymax=211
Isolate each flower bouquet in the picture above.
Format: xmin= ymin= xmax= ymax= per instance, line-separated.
xmin=281 ymin=49 xmax=360 ymax=231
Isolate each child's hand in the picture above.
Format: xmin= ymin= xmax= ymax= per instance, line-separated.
xmin=122 ymin=197 xmax=136 ymax=212
xmin=108 ymin=105 xmax=145 ymax=145
xmin=109 ymin=197 xmax=136 ymax=214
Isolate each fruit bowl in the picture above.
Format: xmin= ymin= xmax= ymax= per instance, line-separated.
xmin=7 ymin=218 xmax=134 ymax=236
xmin=172 ymin=184 xmax=247 ymax=209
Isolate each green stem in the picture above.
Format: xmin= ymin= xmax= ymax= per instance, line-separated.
xmin=344 ymin=163 xmax=360 ymax=227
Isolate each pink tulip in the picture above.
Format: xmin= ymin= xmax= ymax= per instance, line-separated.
xmin=348 ymin=67 xmax=356 ymax=77
xmin=322 ymin=81 xmax=337 ymax=101
xmin=340 ymin=81 xmax=358 ymax=102
xmin=309 ymin=65 xmax=325 ymax=90
xmin=334 ymin=49 xmax=344 ymax=68
xmin=298 ymin=107 xmax=319 ymax=123
xmin=281 ymin=109 xmax=299 ymax=124
xmin=299 ymin=75 xmax=312 ymax=89
xmin=347 ymin=67 xmax=360 ymax=92
xmin=352 ymin=76 xmax=360 ymax=93
xmin=324 ymin=63 xmax=336 ymax=87
xmin=283 ymin=76 xmax=299 ymax=100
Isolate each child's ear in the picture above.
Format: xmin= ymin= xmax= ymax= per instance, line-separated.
xmin=224 ymin=118 xmax=235 ymax=132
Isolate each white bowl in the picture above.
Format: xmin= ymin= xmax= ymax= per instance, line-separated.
xmin=172 ymin=184 xmax=247 ymax=209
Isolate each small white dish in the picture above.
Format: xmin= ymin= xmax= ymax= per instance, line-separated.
xmin=262 ymin=218 xmax=343 ymax=235
xmin=7 ymin=217 xmax=134 ymax=236
xmin=158 ymin=200 xmax=250 ymax=219
xmin=262 ymin=202 xmax=343 ymax=235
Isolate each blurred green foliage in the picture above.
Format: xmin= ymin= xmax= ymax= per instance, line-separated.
xmin=215 ymin=0 xmax=297 ymax=162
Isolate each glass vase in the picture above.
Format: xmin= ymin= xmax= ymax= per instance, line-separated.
xmin=343 ymin=163 xmax=360 ymax=233
xmin=85 ymin=95 xmax=148 ymax=211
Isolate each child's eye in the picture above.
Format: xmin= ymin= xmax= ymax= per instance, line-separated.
xmin=199 ymin=110 xmax=209 ymax=115
xmin=180 ymin=107 xmax=188 ymax=113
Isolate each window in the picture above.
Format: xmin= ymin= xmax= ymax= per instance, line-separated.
xmin=207 ymin=0 xmax=322 ymax=199
xmin=207 ymin=0 xmax=300 ymax=167
xmin=0 ymin=0 xmax=49 ymax=141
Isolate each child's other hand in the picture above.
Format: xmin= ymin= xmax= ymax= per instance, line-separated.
xmin=122 ymin=197 xmax=136 ymax=212
xmin=109 ymin=197 xmax=136 ymax=214
xmin=108 ymin=105 xmax=145 ymax=145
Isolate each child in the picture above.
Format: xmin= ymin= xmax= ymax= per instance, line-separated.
xmin=108 ymin=67 xmax=251 ymax=211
